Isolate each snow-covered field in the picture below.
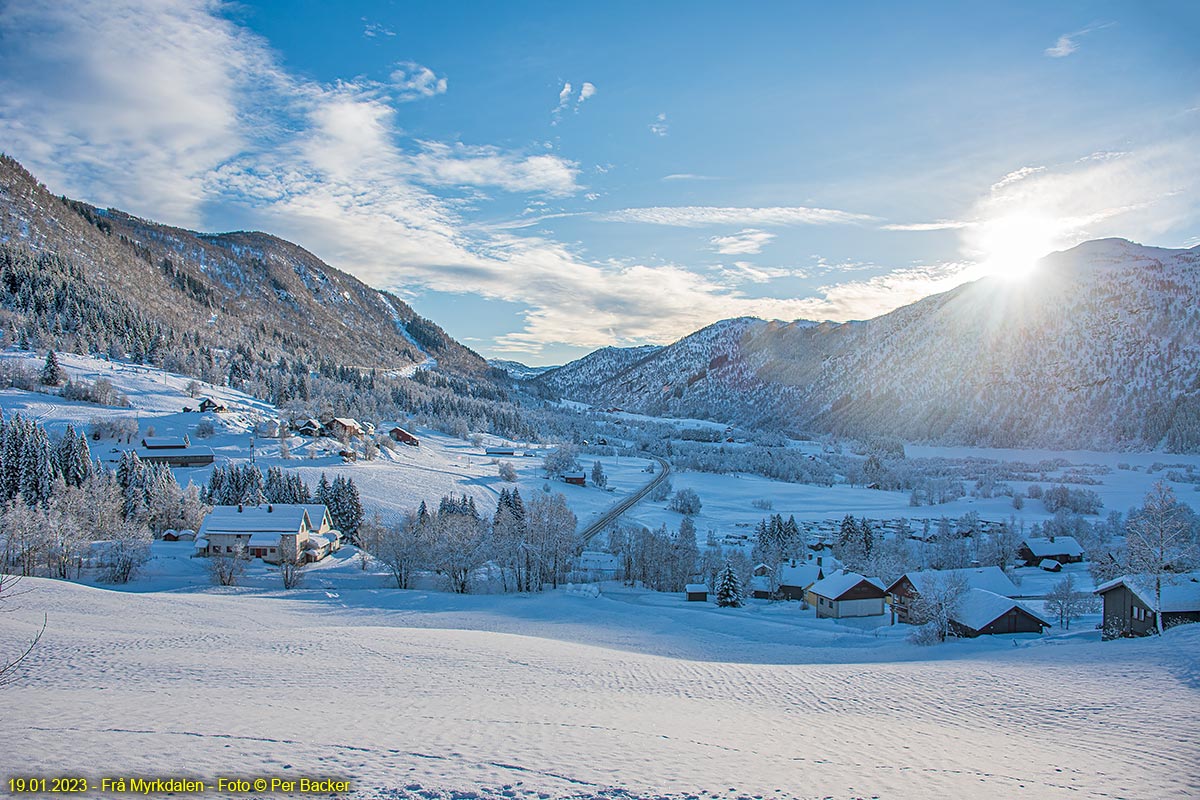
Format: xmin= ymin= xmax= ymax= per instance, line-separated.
xmin=6 ymin=575 xmax=1199 ymax=799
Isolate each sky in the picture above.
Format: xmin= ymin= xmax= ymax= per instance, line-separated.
xmin=1 ymin=1 xmax=1198 ymax=365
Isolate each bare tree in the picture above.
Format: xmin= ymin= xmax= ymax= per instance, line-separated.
xmin=278 ymin=547 xmax=305 ymax=590
xmin=498 ymin=461 xmax=518 ymax=483
xmin=1044 ymin=574 xmax=1097 ymax=630
xmin=0 ymin=573 xmax=45 ymax=687
xmin=208 ymin=544 xmax=247 ymax=586
xmin=542 ymin=444 xmax=579 ymax=478
xmin=1126 ymin=482 xmax=1200 ymax=635
xmin=373 ymin=511 xmax=429 ymax=589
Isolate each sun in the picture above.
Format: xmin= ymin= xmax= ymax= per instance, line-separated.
xmin=974 ymin=212 xmax=1063 ymax=281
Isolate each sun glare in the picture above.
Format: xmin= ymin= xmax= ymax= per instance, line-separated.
xmin=975 ymin=212 xmax=1063 ymax=281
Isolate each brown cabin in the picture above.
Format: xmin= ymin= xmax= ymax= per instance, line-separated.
xmin=389 ymin=426 xmax=420 ymax=447
xmin=1095 ymin=574 xmax=1200 ymax=639
xmin=563 ymin=472 xmax=586 ymax=486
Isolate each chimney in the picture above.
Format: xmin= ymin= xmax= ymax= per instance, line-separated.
xmin=237 ymin=503 xmax=243 ymax=512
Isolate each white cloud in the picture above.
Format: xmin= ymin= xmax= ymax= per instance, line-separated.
xmin=578 ymin=82 xmax=596 ymax=104
xmin=410 ymin=141 xmax=580 ymax=196
xmin=650 ymin=113 xmax=668 ymax=137
xmin=717 ymin=262 xmax=807 ymax=284
xmin=663 ymin=173 xmax=719 ymax=181
xmin=710 ymin=229 xmax=775 ymax=255
xmin=601 ymin=205 xmax=875 ymax=227
xmin=1045 ymin=22 xmax=1113 ymax=58
xmin=388 ymin=62 xmax=448 ymax=101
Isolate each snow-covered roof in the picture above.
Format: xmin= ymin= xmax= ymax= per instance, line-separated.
xmin=563 ymin=471 xmax=587 ymax=479
xmin=134 ymin=445 xmax=215 ymax=461
xmin=685 ymin=584 xmax=708 ymax=593
xmin=809 ymin=571 xmax=885 ymax=601
xmin=952 ymin=588 xmax=1050 ymax=631
xmin=193 ymin=537 xmax=208 ymax=549
xmin=1022 ymin=536 xmax=1084 ymax=558
xmin=778 ymin=563 xmax=821 ymax=589
xmin=141 ymin=436 xmax=188 ymax=449
xmin=199 ymin=505 xmax=311 ymax=536
xmin=890 ymin=566 xmax=1018 ymax=598
xmin=1094 ymin=573 xmax=1200 ymax=613
xmin=748 ymin=575 xmax=771 ymax=592
xmin=300 ymin=504 xmax=331 ymax=529
xmin=330 ymin=417 xmax=362 ymax=429
xmin=1039 ymin=559 xmax=1061 ymax=570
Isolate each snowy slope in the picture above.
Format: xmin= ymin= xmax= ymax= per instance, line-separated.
xmin=5 ymin=578 xmax=1198 ymax=799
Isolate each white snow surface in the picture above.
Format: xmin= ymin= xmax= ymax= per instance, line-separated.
xmin=6 ymin=576 xmax=1199 ymax=799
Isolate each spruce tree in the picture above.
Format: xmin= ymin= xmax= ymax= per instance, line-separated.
xmin=716 ymin=562 xmax=743 ymax=608
xmin=41 ymin=350 xmax=65 ymax=386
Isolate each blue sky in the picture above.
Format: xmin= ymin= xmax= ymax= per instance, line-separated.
xmin=2 ymin=1 xmax=1198 ymax=365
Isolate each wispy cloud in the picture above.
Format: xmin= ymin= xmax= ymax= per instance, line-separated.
xmin=1045 ymin=22 xmax=1113 ymax=58
xmin=649 ymin=113 xmax=668 ymax=137
xmin=882 ymin=220 xmax=974 ymax=232
xmin=710 ymin=229 xmax=775 ymax=255
xmin=552 ymin=81 xmax=596 ymax=124
xmin=662 ymin=173 xmax=720 ymax=182
xmin=600 ymin=205 xmax=876 ymax=227
xmin=716 ymin=261 xmax=807 ymax=284
xmin=362 ymin=19 xmax=396 ymax=38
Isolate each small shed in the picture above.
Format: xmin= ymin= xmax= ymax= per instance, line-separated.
xmin=389 ymin=426 xmax=420 ymax=447
xmin=1039 ymin=559 xmax=1063 ymax=572
xmin=563 ymin=471 xmax=586 ymax=486
xmin=685 ymin=584 xmax=709 ymax=602
xmin=808 ymin=571 xmax=887 ymax=618
xmin=198 ymin=397 xmax=227 ymax=413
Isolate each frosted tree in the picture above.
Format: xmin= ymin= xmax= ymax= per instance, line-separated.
xmin=40 ymin=350 xmax=64 ymax=386
xmin=527 ymin=491 xmax=577 ymax=589
xmin=1126 ymin=482 xmax=1200 ymax=634
xmin=715 ymin=562 xmax=743 ymax=607
xmin=97 ymin=521 xmax=152 ymax=584
xmin=542 ymin=444 xmax=580 ymax=477
xmin=907 ymin=573 xmax=969 ymax=644
xmin=670 ymin=517 xmax=700 ymax=591
xmin=498 ymin=460 xmax=518 ymax=483
xmin=590 ymin=460 xmax=607 ymax=488
xmin=1044 ymin=574 xmax=1096 ymax=630
xmin=669 ymin=487 xmax=701 ymax=515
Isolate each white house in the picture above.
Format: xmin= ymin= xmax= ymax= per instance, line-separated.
xmin=808 ymin=571 xmax=888 ymax=618
xmin=198 ymin=504 xmax=335 ymax=564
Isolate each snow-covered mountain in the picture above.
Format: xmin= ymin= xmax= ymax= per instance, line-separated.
xmin=535 ymin=240 xmax=1200 ymax=451
xmin=0 ymin=155 xmax=491 ymax=381
xmin=532 ymin=344 xmax=663 ymax=399
xmin=488 ymin=359 xmax=557 ymax=380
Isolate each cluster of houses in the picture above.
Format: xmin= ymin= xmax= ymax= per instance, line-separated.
xmin=685 ymin=532 xmax=1200 ymax=640
xmin=288 ymin=417 xmax=421 ymax=448
xmin=195 ymin=503 xmax=342 ymax=564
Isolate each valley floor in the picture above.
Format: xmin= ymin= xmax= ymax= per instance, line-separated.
xmin=6 ymin=578 xmax=1198 ymax=800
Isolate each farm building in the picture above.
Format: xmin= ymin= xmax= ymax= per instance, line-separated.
xmin=141 ymin=435 xmax=190 ymax=449
xmin=198 ymin=397 xmax=227 ymax=413
xmin=389 ymin=426 xmax=420 ymax=446
xmin=887 ymin=566 xmax=1018 ymax=624
xmin=485 ymin=446 xmax=517 ymax=456
xmin=808 ymin=571 xmax=887 ymax=619
xmin=685 ymin=584 xmax=709 ymax=602
xmin=949 ymin=589 xmax=1050 ymax=637
xmin=562 ymin=471 xmax=586 ymax=486
xmin=1095 ymin=573 xmax=1200 ymax=639
xmin=1019 ymin=536 xmax=1084 ymax=566
xmin=198 ymin=504 xmax=336 ymax=564
xmin=134 ymin=445 xmax=215 ymax=467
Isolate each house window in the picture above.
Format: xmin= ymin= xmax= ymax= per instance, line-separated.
xmin=270 ymin=548 xmax=276 ymax=553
